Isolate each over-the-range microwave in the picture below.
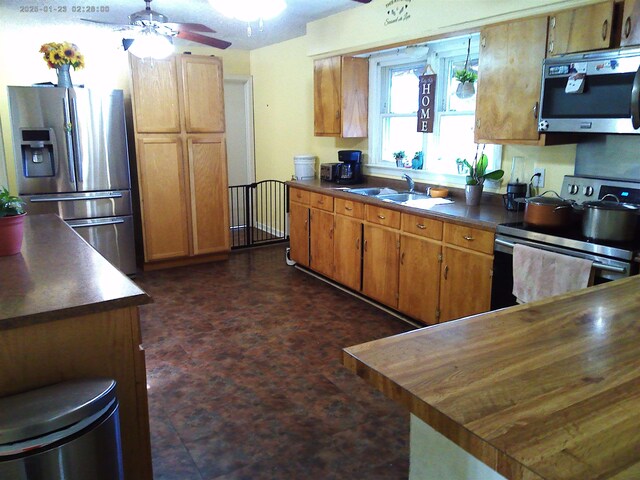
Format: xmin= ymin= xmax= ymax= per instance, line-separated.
xmin=538 ymin=47 xmax=640 ymax=134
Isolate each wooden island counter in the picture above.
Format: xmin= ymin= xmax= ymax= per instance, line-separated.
xmin=344 ymin=276 xmax=640 ymax=480
xmin=0 ymin=214 xmax=153 ymax=479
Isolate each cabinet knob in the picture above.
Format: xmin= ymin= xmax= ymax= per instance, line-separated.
xmin=602 ymin=19 xmax=609 ymax=41
xmin=625 ymin=16 xmax=632 ymax=39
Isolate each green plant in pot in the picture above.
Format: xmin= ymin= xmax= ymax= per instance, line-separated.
xmin=458 ymin=145 xmax=504 ymax=206
xmin=393 ymin=150 xmax=407 ymax=168
xmin=0 ymin=187 xmax=27 ymax=256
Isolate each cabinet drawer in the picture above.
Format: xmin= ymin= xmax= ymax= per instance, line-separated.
xmin=401 ymin=213 xmax=443 ymax=241
xmin=365 ymin=205 xmax=401 ymax=229
xmin=290 ymin=188 xmax=310 ymax=205
xmin=309 ymin=192 xmax=334 ymax=211
xmin=444 ymin=223 xmax=494 ymax=254
xmin=335 ymin=198 xmax=364 ymax=219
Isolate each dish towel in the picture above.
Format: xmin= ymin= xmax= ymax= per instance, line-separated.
xmin=512 ymin=244 xmax=594 ymax=304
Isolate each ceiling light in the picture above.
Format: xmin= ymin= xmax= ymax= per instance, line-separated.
xmin=128 ymin=29 xmax=174 ymax=59
xmin=209 ymin=0 xmax=286 ymax=36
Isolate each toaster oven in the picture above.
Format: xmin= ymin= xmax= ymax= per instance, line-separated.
xmin=320 ymin=163 xmax=340 ymax=182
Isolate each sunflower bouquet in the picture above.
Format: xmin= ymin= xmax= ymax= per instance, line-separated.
xmin=39 ymin=42 xmax=85 ymax=70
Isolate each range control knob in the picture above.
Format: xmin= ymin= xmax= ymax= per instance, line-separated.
xmin=583 ymin=185 xmax=594 ymax=197
xmin=568 ymin=184 xmax=579 ymax=195
xmin=538 ymin=120 xmax=549 ymax=132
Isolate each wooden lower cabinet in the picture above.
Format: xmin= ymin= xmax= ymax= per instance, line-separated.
xmin=363 ymin=224 xmax=400 ymax=308
xmin=439 ymin=246 xmax=493 ymax=322
xmin=398 ymin=235 xmax=442 ymax=325
xmin=137 ymin=136 xmax=190 ymax=261
xmin=309 ymin=208 xmax=334 ymax=278
xmin=334 ymin=215 xmax=362 ymax=291
xmin=289 ymin=202 xmax=309 ymax=266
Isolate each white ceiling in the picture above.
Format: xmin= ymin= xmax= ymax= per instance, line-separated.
xmin=3 ymin=0 xmax=367 ymax=50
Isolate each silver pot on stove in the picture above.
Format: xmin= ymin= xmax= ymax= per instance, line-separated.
xmin=575 ymin=194 xmax=640 ymax=242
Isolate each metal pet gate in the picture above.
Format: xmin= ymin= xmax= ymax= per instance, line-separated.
xmin=228 ymin=180 xmax=289 ymax=249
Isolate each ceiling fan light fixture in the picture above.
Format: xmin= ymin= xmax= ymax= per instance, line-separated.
xmin=128 ymin=29 xmax=174 ymax=59
xmin=209 ymin=0 xmax=286 ymax=23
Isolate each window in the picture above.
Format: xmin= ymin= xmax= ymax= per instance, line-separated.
xmin=367 ymin=34 xmax=501 ymax=183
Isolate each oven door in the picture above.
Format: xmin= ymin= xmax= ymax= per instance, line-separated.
xmin=491 ymin=235 xmax=634 ymax=310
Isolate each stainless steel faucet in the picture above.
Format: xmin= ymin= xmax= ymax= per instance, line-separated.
xmin=402 ymin=173 xmax=415 ymax=193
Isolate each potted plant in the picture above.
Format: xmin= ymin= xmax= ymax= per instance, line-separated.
xmin=393 ymin=150 xmax=406 ymax=168
xmin=458 ymin=145 xmax=504 ymax=206
xmin=454 ymin=69 xmax=477 ymax=98
xmin=0 ymin=187 xmax=26 ymax=256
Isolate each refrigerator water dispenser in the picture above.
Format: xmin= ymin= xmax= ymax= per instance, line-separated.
xmin=21 ymin=129 xmax=56 ymax=177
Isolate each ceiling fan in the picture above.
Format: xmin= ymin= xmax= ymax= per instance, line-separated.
xmin=82 ymin=0 xmax=232 ymax=51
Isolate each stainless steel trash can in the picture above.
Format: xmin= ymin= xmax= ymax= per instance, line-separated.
xmin=0 ymin=378 xmax=124 ymax=480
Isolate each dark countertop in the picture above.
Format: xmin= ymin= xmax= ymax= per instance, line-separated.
xmin=288 ymin=178 xmax=523 ymax=230
xmin=0 ymin=214 xmax=150 ymax=330
xmin=343 ymin=275 xmax=640 ymax=480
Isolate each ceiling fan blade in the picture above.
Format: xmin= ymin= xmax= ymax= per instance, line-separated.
xmin=165 ymin=22 xmax=215 ymax=33
xmin=352 ymin=0 xmax=372 ymax=2
xmin=81 ymin=18 xmax=130 ymax=28
xmin=176 ymin=31 xmax=231 ymax=50
xmin=122 ymin=38 xmax=135 ymax=51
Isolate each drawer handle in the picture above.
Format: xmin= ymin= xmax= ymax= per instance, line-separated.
xmin=377 ymin=214 xmax=386 ymax=220
xmin=463 ymin=235 xmax=474 ymax=241
xmin=416 ymin=223 xmax=426 ymax=229
xmin=345 ymin=206 xmax=353 ymax=211
xmin=318 ymin=199 xmax=324 ymax=204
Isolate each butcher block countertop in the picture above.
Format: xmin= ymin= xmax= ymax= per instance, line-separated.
xmin=343 ymin=276 xmax=640 ymax=480
xmin=288 ymin=178 xmax=523 ymax=230
xmin=0 ymin=214 xmax=150 ymax=330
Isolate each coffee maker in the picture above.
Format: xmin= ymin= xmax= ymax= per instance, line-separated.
xmin=503 ymin=156 xmax=527 ymax=211
xmin=336 ymin=150 xmax=363 ymax=185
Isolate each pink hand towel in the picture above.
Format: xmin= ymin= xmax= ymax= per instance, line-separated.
xmin=512 ymin=244 xmax=593 ymax=304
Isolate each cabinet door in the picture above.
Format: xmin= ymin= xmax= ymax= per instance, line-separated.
xmin=439 ymin=246 xmax=493 ymax=322
xmin=547 ymin=1 xmax=613 ymax=55
xmin=341 ymin=57 xmax=369 ymax=138
xmin=314 ymin=57 xmax=342 ymax=136
xmin=289 ymin=202 xmax=309 ymax=267
xmin=475 ymin=16 xmax=548 ymax=144
xmin=334 ymin=215 xmax=362 ymax=291
xmin=187 ymin=135 xmax=230 ymax=255
xmin=398 ymin=235 xmax=441 ymax=325
xmin=137 ymin=136 xmax=190 ymax=261
xmin=129 ymin=56 xmax=181 ymax=133
xmin=622 ymin=0 xmax=640 ymax=46
xmin=309 ymin=209 xmax=334 ymax=278
xmin=363 ymin=225 xmax=400 ymax=308
xmin=180 ymin=55 xmax=225 ymax=133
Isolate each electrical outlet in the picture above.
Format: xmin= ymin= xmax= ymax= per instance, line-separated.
xmin=533 ymin=168 xmax=545 ymax=188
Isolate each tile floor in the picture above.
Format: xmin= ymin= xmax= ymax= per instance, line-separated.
xmin=136 ymin=244 xmax=415 ymax=480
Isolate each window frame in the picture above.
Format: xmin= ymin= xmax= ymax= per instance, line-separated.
xmin=365 ymin=36 xmax=502 ymax=187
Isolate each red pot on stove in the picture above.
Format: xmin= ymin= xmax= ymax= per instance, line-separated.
xmin=521 ymin=191 xmax=573 ymax=229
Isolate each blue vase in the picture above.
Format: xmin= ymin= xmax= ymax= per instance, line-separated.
xmin=56 ymin=64 xmax=72 ymax=88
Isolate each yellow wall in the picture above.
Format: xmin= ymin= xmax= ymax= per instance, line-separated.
xmin=250 ymin=0 xmax=600 ymax=191
xmin=0 ymin=16 xmax=249 ymax=191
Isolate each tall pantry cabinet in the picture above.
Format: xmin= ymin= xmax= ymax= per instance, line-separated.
xmin=129 ymin=54 xmax=230 ymax=266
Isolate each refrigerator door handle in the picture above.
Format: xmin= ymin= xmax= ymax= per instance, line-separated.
xmin=62 ymin=96 xmax=76 ymax=185
xmin=69 ymin=95 xmax=83 ymax=182
xmin=30 ymin=192 xmax=124 ymax=203
xmin=69 ymin=218 xmax=125 ymax=228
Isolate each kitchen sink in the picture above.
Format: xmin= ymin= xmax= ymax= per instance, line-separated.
xmin=377 ymin=192 xmax=428 ymax=202
xmin=346 ymin=187 xmax=397 ymax=196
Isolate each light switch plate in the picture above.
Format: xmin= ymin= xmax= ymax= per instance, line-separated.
xmin=533 ymin=167 xmax=545 ymax=188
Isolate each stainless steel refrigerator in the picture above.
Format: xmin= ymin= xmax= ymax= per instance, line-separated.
xmin=8 ymin=86 xmax=136 ymax=275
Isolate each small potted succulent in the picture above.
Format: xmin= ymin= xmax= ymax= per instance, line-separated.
xmin=454 ymin=69 xmax=477 ymax=98
xmin=393 ymin=150 xmax=407 ymax=168
xmin=0 ymin=187 xmax=26 ymax=256
xmin=458 ymin=145 xmax=504 ymax=206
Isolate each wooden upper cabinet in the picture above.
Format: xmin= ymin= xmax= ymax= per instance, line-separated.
xmin=621 ymin=0 xmax=640 ymax=46
xmin=180 ymin=55 xmax=225 ymax=133
xmin=548 ymin=1 xmax=614 ymax=55
xmin=475 ymin=16 xmax=548 ymax=144
xmin=130 ymin=57 xmax=181 ymax=133
xmin=136 ymin=136 xmax=190 ymax=261
xmin=314 ymin=56 xmax=368 ymax=138
xmin=187 ymin=135 xmax=229 ymax=255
